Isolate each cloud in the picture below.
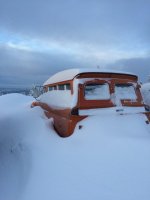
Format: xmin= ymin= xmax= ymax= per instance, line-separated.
xmin=0 ymin=0 xmax=150 ymax=46
xmin=0 ymin=0 xmax=150 ymax=87
xmin=1 ymin=42 xmax=150 ymax=88
xmin=0 ymin=44 xmax=94 ymax=87
xmin=107 ymin=56 xmax=150 ymax=82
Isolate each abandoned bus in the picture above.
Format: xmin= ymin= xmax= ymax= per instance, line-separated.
xmin=31 ymin=68 xmax=150 ymax=137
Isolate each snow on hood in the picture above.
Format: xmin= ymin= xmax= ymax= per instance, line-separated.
xmin=0 ymin=93 xmax=150 ymax=200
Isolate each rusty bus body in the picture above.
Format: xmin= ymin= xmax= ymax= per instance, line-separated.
xmin=32 ymin=69 xmax=150 ymax=137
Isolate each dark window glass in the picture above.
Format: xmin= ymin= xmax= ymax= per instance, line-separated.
xmin=53 ymin=85 xmax=57 ymax=90
xmin=58 ymin=84 xmax=65 ymax=90
xmin=65 ymin=84 xmax=71 ymax=90
xmin=48 ymin=86 xmax=53 ymax=91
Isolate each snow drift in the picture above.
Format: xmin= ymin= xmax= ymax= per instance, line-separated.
xmin=0 ymin=94 xmax=150 ymax=200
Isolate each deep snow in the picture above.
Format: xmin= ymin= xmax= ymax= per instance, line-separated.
xmin=0 ymin=94 xmax=150 ymax=200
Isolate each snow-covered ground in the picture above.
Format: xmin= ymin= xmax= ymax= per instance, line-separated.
xmin=0 ymin=93 xmax=150 ymax=200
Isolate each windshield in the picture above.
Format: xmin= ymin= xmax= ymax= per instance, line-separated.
xmin=115 ymin=83 xmax=136 ymax=100
xmin=84 ymin=83 xmax=110 ymax=100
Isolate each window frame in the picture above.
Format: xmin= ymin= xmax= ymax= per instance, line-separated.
xmin=78 ymin=79 xmax=113 ymax=109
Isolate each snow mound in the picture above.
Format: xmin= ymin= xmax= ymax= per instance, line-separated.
xmin=0 ymin=94 xmax=150 ymax=200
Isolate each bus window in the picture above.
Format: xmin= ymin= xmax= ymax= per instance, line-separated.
xmin=65 ymin=84 xmax=71 ymax=90
xmin=53 ymin=85 xmax=57 ymax=90
xmin=84 ymin=83 xmax=110 ymax=100
xmin=48 ymin=86 xmax=53 ymax=91
xmin=58 ymin=84 xmax=65 ymax=90
xmin=115 ymin=83 xmax=136 ymax=99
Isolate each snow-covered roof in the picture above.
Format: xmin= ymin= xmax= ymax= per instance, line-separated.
xmin=43 ymin=68 xmax=137 ymax=86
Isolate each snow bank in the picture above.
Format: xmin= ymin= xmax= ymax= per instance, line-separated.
xmin=0 ymin=93 xmax=150 ymax=200
xmin=0 ymin=94 xmax=50 ymax=200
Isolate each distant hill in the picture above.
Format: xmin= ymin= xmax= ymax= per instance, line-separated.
xmin=0 ymin=87 xmax=31 ymax=96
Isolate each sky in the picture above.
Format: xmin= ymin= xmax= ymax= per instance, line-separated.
xmin=0 ymin=0 xmax=150 ymax=88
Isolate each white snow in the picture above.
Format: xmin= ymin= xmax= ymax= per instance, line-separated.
xmin=115 ymin=84 xmax=137 ymax=100
xmin=43 ymin=68 xmax=136 ymax=86
xmin=141 ymin=83 xmax=150 ymax=106
xmin=0 ymin=93 xmax=150 ymax=200
xmin=38 ymin=90 xmax=73 ymax=108
xmin=79 ymin=106 xmax=145 ymax=116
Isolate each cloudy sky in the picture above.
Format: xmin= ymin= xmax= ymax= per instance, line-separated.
xmin=0 ymin=0 xmax=150 ymax=87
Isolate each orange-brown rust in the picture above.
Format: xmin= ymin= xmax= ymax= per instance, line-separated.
xmin=76 ymin=73 xmax=138 ymax=81
xmin=31 ymin=101 xmax=86 ymax=137
xmin=31 ymin=101 xmax=40 ymax=107
xmin=53 ymin=115 xmax=86 ymax=137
